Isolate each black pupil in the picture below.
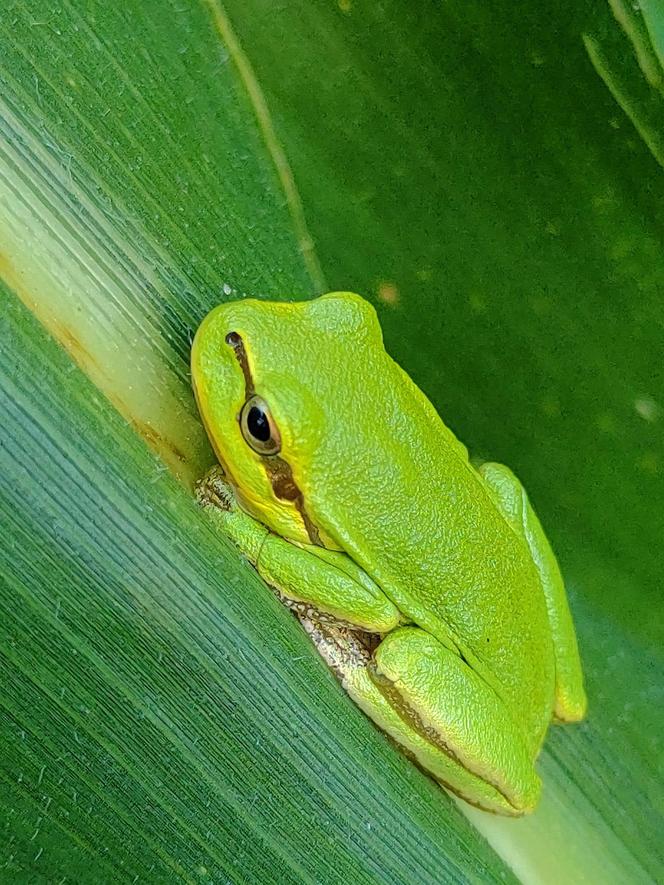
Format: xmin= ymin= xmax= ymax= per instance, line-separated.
xmin=248 ymin=405 xmax=271 ymax=442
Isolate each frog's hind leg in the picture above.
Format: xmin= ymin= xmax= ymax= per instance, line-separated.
xmin=479 ymin=462 xmax=587 ymax=723
xmin=345 ymin=626 xmax=541 ymax=815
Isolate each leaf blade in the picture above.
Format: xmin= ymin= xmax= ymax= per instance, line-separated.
xmin=0 ymin=284 xmax=514 ymax=882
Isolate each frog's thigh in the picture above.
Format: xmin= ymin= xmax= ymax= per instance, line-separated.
xmin=479 ymin=462 xmax=587 ymax=722
xmin=347 ymin=626 xmax=540 ymax=815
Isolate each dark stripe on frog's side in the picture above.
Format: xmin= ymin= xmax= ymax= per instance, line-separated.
xmin=225 ymin=331 xmax=255 ymax=398
xmin=262 ymin=455 xmax=323 ymax=546
xmin=226 ymin=330 xmax=322 ymax=546
xmin=368 ymin=664 xmax=518 ymax=810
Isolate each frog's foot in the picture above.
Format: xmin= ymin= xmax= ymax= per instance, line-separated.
xmin=196 ymin=464 xmax=235 ymax=511
xmin=345 ymin=626 xmax=541 ymax=816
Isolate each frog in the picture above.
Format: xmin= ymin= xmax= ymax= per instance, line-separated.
xmin=191 ymin=291 xmax=587 ymax=816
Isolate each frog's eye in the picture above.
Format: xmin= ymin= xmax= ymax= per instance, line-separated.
xmin=239 ymin=395 xmax=281 ymax=456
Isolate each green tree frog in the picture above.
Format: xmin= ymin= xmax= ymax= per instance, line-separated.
xmin=191 ymin=292 xmax=586 ymax=815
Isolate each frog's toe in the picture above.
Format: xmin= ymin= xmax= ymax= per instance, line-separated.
xmin=195 ymin=465 xmax=236 ymax=511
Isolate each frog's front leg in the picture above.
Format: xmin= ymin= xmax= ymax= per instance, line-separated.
xmin=197 ymin=467 xmax=399 ymax=633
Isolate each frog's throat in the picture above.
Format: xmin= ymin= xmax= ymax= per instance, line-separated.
xmin=227 ymin=330 xmax=322 ymax=547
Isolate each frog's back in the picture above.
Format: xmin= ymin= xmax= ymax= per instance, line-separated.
xmin=304 ymin=347 xmax=556 ymax=754
xmin=227 ymin=292 xmax=556 ymax=751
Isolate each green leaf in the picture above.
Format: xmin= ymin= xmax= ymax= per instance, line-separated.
xmin=0 ymin=284 xmax=508 ymax=882
xmin=1 ymin=1 xmax=662 ymax=882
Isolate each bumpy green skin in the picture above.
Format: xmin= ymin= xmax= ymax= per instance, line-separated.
xmin=191 ymin=292 xmax=587 ymax=816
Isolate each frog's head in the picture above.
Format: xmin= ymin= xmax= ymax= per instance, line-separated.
xmin=191 ymin=291 xmax=384 ymax=548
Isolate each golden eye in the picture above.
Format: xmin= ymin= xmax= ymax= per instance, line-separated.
xmin=239 ymin=395 xmax=281 ymax=455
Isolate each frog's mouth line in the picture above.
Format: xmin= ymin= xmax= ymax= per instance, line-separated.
xmin=193 ymin=371 xmax=243 ymax=492
xmin=226 ymin=330 xmax=322 ymax=547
